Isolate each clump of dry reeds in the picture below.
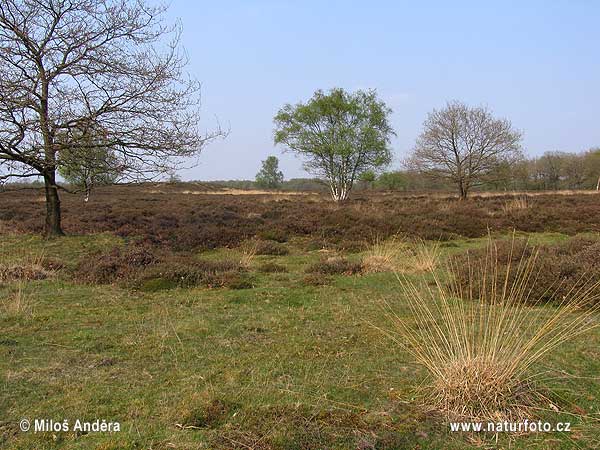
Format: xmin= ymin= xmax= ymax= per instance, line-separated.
xmin=1 ymin=282 xmax=34 ymax=317
xmin=382 ymin=238 xmax=600 ymax=422
xmin=501 ymin=196 xmax=530 ymax=214
xmin=0 ymin=251 xmax=50 ymax=282
xmin=362 ymin=236 xmax=407 ymax=273
xmin=411 ymin=239 xmax=441 ymax=272
xmin=239 ymin=240 xmax=258 ymax=268
xmin=362 ymin=237 xmax=440 ymax=274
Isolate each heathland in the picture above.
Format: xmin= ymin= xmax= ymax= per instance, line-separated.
xmin=1 ymin=185 xmax=599 ymax=449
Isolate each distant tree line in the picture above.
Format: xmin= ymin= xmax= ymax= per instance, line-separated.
xmin=203 ymin=177 xmax=328 ymax=192
xmin=207 ymin=147 xmax=600 ymax=194
xmin=367 ymin=148 xmax=600 ymax=193
xmin=5 ymin=148 xmax=598 ymax=196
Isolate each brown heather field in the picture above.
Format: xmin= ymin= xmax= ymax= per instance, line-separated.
xmin=1 ymin=184 xmax=599 ymax=251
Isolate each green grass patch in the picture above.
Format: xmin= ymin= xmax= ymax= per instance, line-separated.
xmin=1 ymin=232 xmax=598 ymax=449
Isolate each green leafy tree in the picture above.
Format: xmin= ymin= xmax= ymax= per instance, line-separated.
xmin=59 ymin=147 xmax=120 ymax=202
xmin=57 ymin=124 xmax=121 ymax=201
xmin=376 ymin=171 xmax=408 ymax=190
xmin=358 ymin=170 xmax=376 ymax=189
xmin=274 ymin=88 xmax=395 ymax=201
xmin=583 ymin=148 xmax=600 ymax=190
xmin=255 ymin=156 xmax=284 ymax=188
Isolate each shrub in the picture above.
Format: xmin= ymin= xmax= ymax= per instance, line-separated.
xmin=257 ymin=262 xmax=288 ymax=273
xmin=175 ymin=394 xmax=238 ymax=429
xmin=258 ymin=229 xmax=288 ymax=243
xmin=224 ymin=273 xmax=255 ymax=290
xmin=255 ymin=240 xmax=289 ymax=256
xmin=4 ymin=186 xmax=600 ymax=251
xmin=301 ymin=273 xmax=332 ymax=286
xmin=306 ymin=257 xmax=363 ymax=275
xmin=136 ymin=258 xmax=245 ymax=290
xmin=0 ymin=251 xmax=56 ymax=283
xmin=452 ymin=236 xmax=600 ymax=306
xmin=0 ymin=264 xmax=49 ymax=282
xmin=74 ymin=244 xmax=159 ymax=284
xmin=384 ymin=238 xmax=600 ymax=422
xmin=40 ymin=257 xmax=65 ymax=271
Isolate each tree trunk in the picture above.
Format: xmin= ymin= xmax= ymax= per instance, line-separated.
xmin=330 ymin=185 xmax=349 ymax=202
xmin=458 ymin=182 xmax=468 ymax=200
xmin=43 ymin=171 xmax=64 ymax=237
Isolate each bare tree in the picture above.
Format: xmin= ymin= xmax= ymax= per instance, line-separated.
xmin=407 ymin=101 xmax=522 ymax=199
xmin=535 ymin=151 xmax=567 ymax=190
xmin=0 ymin=0 xmax=221 ymax=236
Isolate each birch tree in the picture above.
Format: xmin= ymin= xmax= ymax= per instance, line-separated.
xmin=274 ymin=88 xmax=394 ymax=201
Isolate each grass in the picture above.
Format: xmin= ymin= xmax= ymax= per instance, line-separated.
xmin=361 ymin=237 xmax=441 ymax=274
xmin=411 ymin=239 xmax=441 ymax=272
xmin=381 ymin=238 xmax=600 ymax=424
xmin=361 ymin=235 xmax=406 ymax=273
xmin=1 ymin=232 xmax=599 ymax=449
xmin=0 ymin=282 xmax=33 ymax=318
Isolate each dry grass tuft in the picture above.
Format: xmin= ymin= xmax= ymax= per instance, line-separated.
xmin=501 ymin=196 xmax=530 ymax=214
xmin=362 ymin=236 xmax=407 ymax=273
xmin=239 ymin=240 xmax=258 ymax=268
xmin=382 ymin=238 xmax=600 ymax=422
xmin=1 ymin=282 xmax=34 ymax=317
xmin=0 ymin=251 xmax=51 ymax=282
xmin=411 ymin=240 xmax=441 ymax=272
xmin=362 ymin=237 xmax=441 ymax=274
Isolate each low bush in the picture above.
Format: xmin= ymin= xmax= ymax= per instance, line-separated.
xmin=0 ymin=264 xmax=49 ymax=282
xmin=74 ymin=244 xmax=159 ymax=284
xmin=306 ymin=257 xmax=363 ymax=275
xmin=452 ymin=236 xmax=600 ymax=305
xmin=258 ymin=229 xmax=288 ymax=243
xmin=4 ymin=186 xmax=600 ymax=251
xmin=301 ymin=273 xmax=332 ymax=286
xmin=175 ymin=394 xmax=238 ymax=429
xmin=134 ymin=257 xmax=249 ymax=291
xmin=73 ymin=242 xmax=251 ymax=290
xmin=255 ymin=240 xmax=289 ymax=256
xmin=0 ymin=252 xmax=55 ymax=282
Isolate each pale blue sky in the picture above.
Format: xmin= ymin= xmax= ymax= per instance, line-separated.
xmin=166 ymin=1 xmax=600 ymax=180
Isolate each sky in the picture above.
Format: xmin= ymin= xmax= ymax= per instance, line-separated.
xmin=165 ymin=0 xmax=600 ymax=181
